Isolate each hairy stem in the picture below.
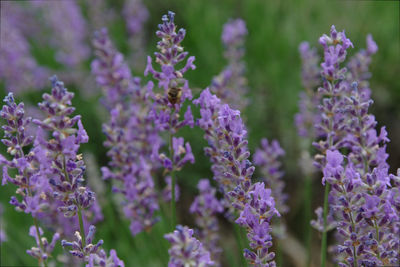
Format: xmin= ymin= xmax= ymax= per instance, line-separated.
xmin=321 ymin=182 xmax=330 ymax=267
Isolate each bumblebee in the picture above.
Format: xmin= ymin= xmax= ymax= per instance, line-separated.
xmin=167 ymin=87 xmax=182 ymax=105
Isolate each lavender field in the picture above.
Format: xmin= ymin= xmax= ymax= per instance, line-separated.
xmin=0 ymin=0 xmax=399 ymax=266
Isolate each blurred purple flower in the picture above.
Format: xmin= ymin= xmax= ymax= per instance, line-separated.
xmin=165 ymin=225 xmax=214 ymax=267
xmin=211 ymin=19 xmax=248 ymax=110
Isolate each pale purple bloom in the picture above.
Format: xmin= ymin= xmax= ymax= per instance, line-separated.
xmin=62 ymin=225 xmax=124 ymax=266
xmin=38 ymin=1 xmax=89 ymax=67
xmin=93 ymin=30 xmax=161 ymax=236
xmin=0 ymin=4 xmax=48 ymax=95
xmin=165 ymin=225 xmax=214 ymax=267
xmin=33 ymin=77 xmax=94 ymax=217
xmin=145 ymin=11 xmax=195 ymax=102
xmin=194 ymin=88 xmax=280 ymax=266
xmin=346 ymin=34 xmax=378 ymax=100
xmin=123 ymin=0 xmax=149 ymax=35
xmin=254 ymin=139 xmax=288 ymax=215
xmin=190 ymin=179 xmax=223 ymax=265
xmin=163 ymin=176 xmax=180 ymax=202
xmin=304 ymin=26 xmax=399 ymax=265
xmin=26 ymin=226 xmax=60 ymax=261
xmin=295 ymin=42 xmax=321 ymax=139
xmin=211 ymin=19 xmax=248 ymax=110
xmin=123 ymin=0 xmax=149 ymax=72
xmin=92 ymin=28 xmax=134 ymax=108
xmin=145 ymin=11 xmax=195 ymax=181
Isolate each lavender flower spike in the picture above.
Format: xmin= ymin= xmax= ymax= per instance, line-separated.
xmin=33 ymin=76 xmax=94 ymax=218
xmin=93 ymin=30 xmax=161 ymax=235
xmin=254 ymin=138 xmax=288 ymax=215
xmin=62 ymin=225 xmax=124 ymax=267
xmin=92 ymin=28 xmax=133 ymax=108
xmin=194 ymin=88 xmax=280 ymax=266
xmin=145 ymin=11 xmax=196 ymax=101
xmin=38 ymin=1 xmax=89 ymax=67
xmin=165 ymin=225 xmax=214 ymax=267
xmin=295 ymin=42 xmax=321 ymax=139
xmin=27 ymin=226 xmax=60 ymax=261
xmin=190 ymin=179 xmax=223 ymax=265
xmin=0 ymin=4 xmax=48 ymax=94
xmin=211 ymin=19 xmax=248 ymax=110
xmin=145 ymin=11 xmax=196 ymax=227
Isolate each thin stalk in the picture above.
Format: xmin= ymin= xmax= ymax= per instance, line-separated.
xmin=320 ymin=182 xmax=330 ymax=267
xmin=77 ymin=205 xmax=86 ymax=248
xmin=276 ymin=240 xmax=283 ymax=267
xmin=304 ymin=175 xmax=313 ymax=267
xmin=233 ymin=223 xmax=247 ymax=267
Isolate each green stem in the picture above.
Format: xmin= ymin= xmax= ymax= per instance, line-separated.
xmin=233 ymin=224 xmax=247 ymax=267
xmin=304 ymin=176 xmax=313 ymax=267
xmin=321 ymin=182 xmax=330 ymax=267
xmin=276 ymin=239 xmax=283 ymax=267
xmin=77 ymin=205 xmax=86 ymax=248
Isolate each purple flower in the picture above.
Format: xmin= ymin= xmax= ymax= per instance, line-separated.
xmin=32 ymin=77 xmax=94 ymax=217
xmin=38 ymin=1 xmax=89 ymax=67
xmin=194 ymin=88 xmax=280 ymax=265
xmin=295 ymin=42 xmax=322 ymax=139
xmin=163 ymin=176 xmax=180 ymax=202
xmin=254 ymin=138 xmax=288 ymax=215
xmin=211 ymin=19 xmax=248 ymax=110
xmin=304 ymin=26 xmax=398 ymax=265
xmin=62 ymin=225 xmax=123 ymax=266
xmin=123 ymin=0 xmax=149 ymax=72
xmin=165 ymin=225 xmax=214 ymax=267
xmin=26 ymin=226 xmax=60 ymax=261
xmin=0 ymin=4 xmax=48 ymax=95
xmin=91 ymin=28 xmax=134 ymax=109
xmin=346 ymin=34 xmax=378 ymax=100
xmin=93 ymin=30 xmax=162 ymax=236
xmin=190 ymin=179 xmax=223 ymax=265
xmin=145 ymin=11 xmax=195 ymax=101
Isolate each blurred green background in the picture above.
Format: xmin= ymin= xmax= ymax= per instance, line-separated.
xmin=0 ymin=0 xmax=399 ymax=266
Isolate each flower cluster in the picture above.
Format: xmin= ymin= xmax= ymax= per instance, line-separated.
xmin=301 ymin=25 xmax=399 ymax=265
xmin=92 ymin=28 xmax=134 ymax=108
xmin=0 ymin=3 xmax=48 ymax=94
xmin=144 ymin=11 xmax=196 ymax=215
xmin=254 ymin=138 xmax=288 ymax=215
xmin=194 ymin=88 xmax=280 ymax=266
xmin=33 ymin=76 xmax=94 ymax=217
xmin=92 ymin=30 xmax=160 ymax=236
xmin=295 ymin=42 xmax=321 ymax=139
xmin=37 ymin=1 xmax=89 ymax=67
xmin=26 ymin=226 xmax=60 ymax=262
xmin=123 ymin=0 xmax=149 ymax=71
xmin=211 ymin=19 xmax=248 ymax=110
xmin=62 ymin=225 xmax=124 ymax=267
xmin=144 ymin=12 xmax=195 ymax=155
xmin=165 ymin=225 xmax=214 ymax=267
xmin=190 ymin=179 xmax=223 ymax=264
